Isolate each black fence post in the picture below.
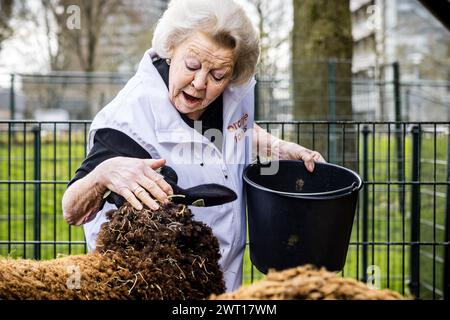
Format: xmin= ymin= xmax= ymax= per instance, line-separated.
xmin=393 ymin=62 xmax=402 ymax=122
xmin=328 ymin=60 xmax=337 ymax=163
xmin=444 ymin=125 xmax=450 ymax=300
xmin=32 ymin=126 xmax=41 ymax=260
xmin=393 ymin=62 xmax=404 ymax=214
xmin=361 ymin=125 xmax=370 ymax=283
xmin=254 ymin=80 xmax=260 ymax=121
xmin=410 ymin=125 xmax=421 ymax=298
xmin=9 ymin=74 xmax=15 ymax=120
xmin=405 ymin=88 xmax=410 ymax=122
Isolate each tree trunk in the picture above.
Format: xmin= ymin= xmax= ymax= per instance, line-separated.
xmin=0 ymin=0 xmax=14 ymax=51
xmin=292 ymin=0 xmax=356 ymax=169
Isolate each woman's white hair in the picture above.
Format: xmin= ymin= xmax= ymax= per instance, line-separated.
xmin=152 ymin=0 xmax=260 ymax=85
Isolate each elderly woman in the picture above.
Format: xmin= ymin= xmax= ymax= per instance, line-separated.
xmin=62 ymin=0 xmax=324 ymax=292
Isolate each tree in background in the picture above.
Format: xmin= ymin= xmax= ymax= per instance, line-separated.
xmin=41 ymin=0 xmax=149 ymax=117
xmin=292 ymin=0 xmax=355 ymax=167
xmin=292 ymin=0 xmax=352 ymax=120
xmin=243 ymin=0 xmax=291 ymax=121
xmin=3 ymin=0 xmax=165 ymax=119
xmin=41 ymin=0 xmax=124 ymax=72
xmin=248 ymin=0 xmax=289 ymax=78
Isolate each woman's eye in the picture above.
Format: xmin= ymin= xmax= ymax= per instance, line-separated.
xmin=212 ymin=73 xmax=224 ymax=81
xmin=185 ymin=61 xmax=200 ymax=71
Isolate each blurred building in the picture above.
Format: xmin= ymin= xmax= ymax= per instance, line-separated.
xmin=351 ymin=0 xmax=450 ymax=120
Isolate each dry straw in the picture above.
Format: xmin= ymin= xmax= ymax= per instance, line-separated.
xmin=211 ymin=265 xmax=407 ymax=300
xmin=0 ymin=203 xmax=225 ymax=299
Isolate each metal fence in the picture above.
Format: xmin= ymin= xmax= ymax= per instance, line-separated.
xmin=0 ymin=120 xmax=449 ymax=300
xmin=1 ymin=62 xmax=449 ymax=122
xmin=0 ymin=72 xmax=133 ymax=120
xmin=255 ymin=62 xmax=450 ymax=122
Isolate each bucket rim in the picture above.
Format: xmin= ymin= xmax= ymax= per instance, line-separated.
xmin=243 ymin=160 xmax=363 ymax=200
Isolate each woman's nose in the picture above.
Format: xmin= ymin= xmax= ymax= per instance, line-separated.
xmin=191 ymin=71 xmax=207 ymax=90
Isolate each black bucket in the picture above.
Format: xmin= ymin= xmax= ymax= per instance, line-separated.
xmin=243 ymin=160 xmax=363 ymax=274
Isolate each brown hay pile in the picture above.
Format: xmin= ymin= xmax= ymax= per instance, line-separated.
xmin=0 ymin=203 xmax=225 ymax=299
xmin=210 ymin=265 xmax=406 ymax=300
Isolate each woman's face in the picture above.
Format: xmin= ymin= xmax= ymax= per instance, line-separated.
xmin=168 ymin=32 xmax=235 ymax=120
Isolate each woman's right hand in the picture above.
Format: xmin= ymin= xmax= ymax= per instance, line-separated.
xmin=95 ymin=157 xmax=173 ymax=210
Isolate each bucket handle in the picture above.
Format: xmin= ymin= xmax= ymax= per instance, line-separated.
xmin=286 ymin=182 xmax=359 ymax=200
xmin=253 ymin=158 xmax=363 ymax=199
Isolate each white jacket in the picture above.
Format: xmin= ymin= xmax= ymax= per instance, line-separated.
xmin=83 ymin=48 xmax=255 ymax=292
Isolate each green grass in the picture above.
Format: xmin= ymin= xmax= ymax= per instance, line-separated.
xmin=0 ymin=128 xmax=88 ymax=259
xmin=1 ymin=125 xmax=448 ymax=299
xmin=348 ymin=125 xmax=448 ymax=299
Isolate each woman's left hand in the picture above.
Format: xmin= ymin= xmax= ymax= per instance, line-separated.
xmin=281 ymin=141 xmax=326 ymax=172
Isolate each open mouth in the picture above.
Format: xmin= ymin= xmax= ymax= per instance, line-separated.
xmin=182 ymin=91 xmax=202 ymax=104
